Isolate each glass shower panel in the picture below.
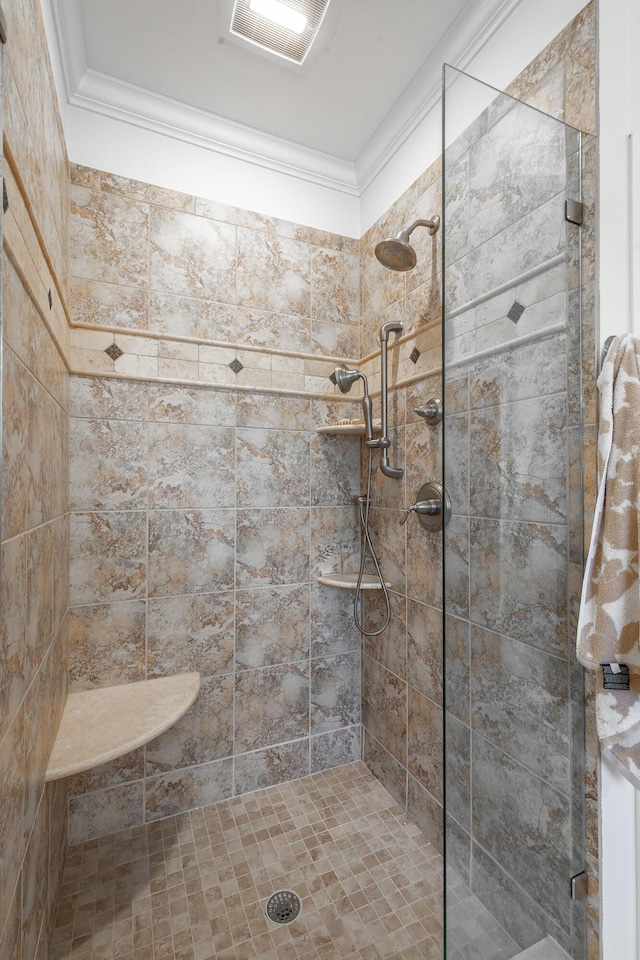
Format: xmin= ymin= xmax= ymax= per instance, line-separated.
xmin=442 ymin=65 xmax=587 ymax=960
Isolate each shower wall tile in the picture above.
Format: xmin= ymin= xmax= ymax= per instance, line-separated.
xmin=310 ymin=247 xmax=359 ymax=325
xmin=147 ymin=593 xmax=235 ymax=678
xmin=144 ymin=759 xmax=234 ymax=822
xmin=68 ymin=783 xmax=145 ymax=846
xmin=470 ymin=625 xmax=570 ymax=792
xmin=236 ymin=584 xmax=309 ymax=669
xmin=69 ymin=511 xmax=147 ymax=604
xmin=406 ymin=774 xmax=443 ymax=853
xmin=70 ymin=374 xmax=148 ymax=421
xmin=70 ymin=185 xmax=149 ymax=288
xmin=471 ymin=735 xmax=571 ymax=933
xmin=362 ymin=655 xmax=406 ymax=764
xmin=70 ymin=417 xmax=148 ymax=510
xmin=236 ymin=427 xmax=310 ymax=507
xmin=234 ymin=740 xmax=309 ymax=795
xmin=69 ymin=600 xmax=146 ymax=690
xmin=234 ymin=664 xmax=309 ymax=752
xmin=311 ymin=432 xmax=361 ymax=506
xmin=311 ymin=726 xmax=361 ymax=773
xmin=407 ymin=687 xmax=442 ymax=802
xmin=445 ymin=715 xmax=471 ymax=832
xmin=309 ymin=505 xmax=359 ymax=579
xmin=237 ymin=229 xmax=310 ymax=316
xmin=469 ymin=518 xmax=567 ymax=656
xmin=148 ymin=422 xmax=235 ymax=508
xmin=71 ymin=277 xmax=149 ymax=330
xmin=66 ymin=748 xmax=146 ymax=798
xmin=236 ymin=507 xmax=310 ymax=586
xmin=363 ymin=730 xmax=407 ymax=810
xmin=310 ymin=652 xmax=361 ymax=733
xmin=309 ymin=583 xmax=360 ymax=658
xmin=148 ymin=509 xmax=235 ymax=597
xmin=145 ymin=674 xmax=234 ymax=773
xmin=363 ymin=589 xmax=407 ymax=681
xmin=149 ymin=383 xmax=236 ymax=426
xmin=149 ymin=206 xmax=236 ymax=302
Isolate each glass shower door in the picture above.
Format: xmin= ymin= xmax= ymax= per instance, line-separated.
xmin=442 ymin=65 xmax=589 ymax=960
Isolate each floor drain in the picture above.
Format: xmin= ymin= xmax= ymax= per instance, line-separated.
xmin=265 ymin=890 xmax=301 ymax=924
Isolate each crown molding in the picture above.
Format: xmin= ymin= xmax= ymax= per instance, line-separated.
xmin=70 ymin=68 xmax=359 ymax=194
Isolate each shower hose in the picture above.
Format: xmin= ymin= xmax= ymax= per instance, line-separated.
xmin=353 ymin=448 xmax=392 ymax=637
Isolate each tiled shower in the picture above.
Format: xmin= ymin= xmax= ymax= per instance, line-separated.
xmin=0 ymin=0 xmax=599 ymax=959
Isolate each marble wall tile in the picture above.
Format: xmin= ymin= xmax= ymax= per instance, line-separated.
xmin=362 ymin=655 xmax=406 ymax=764
xmin=70 ymin=185 xmax=149 ymax=288
xmin=236 ymin=307 xmax=311 ymax=355
xmin=147 ymin=593 xmax=234 ymax=678
xmin=310 ymin=505 xmax=359 ymax=580
xmin=71 ymin=277 xmax=149 ymax=330
xmin=69 ymin=511 xmax=147 ymax=604
xmin=2 ymin=347 xmax=30 ymax=539
xmin=234 ymin=740 xmax=309 ymax=795
xmin=362 ymin=589 xmax=406 ymax=681
xmin=27 ymin=377 xmax=59 ymax=528
xmin=145 ymin=759 xmax=234 ymax=822
xmin=236 ymin=228 xmax=310 ymax=316
xmin=70 ymin=375 xmax=148 ymax=420
xmin=471 ymin=735 xmax=571 ymax=932
xmin=445 ymin=615 xmax=470 ymax=725
xmin=470 ymin=625 xmax=570 ymax=792
xmin=445 ymin=715 xmax=471 ymax=833
xmin=0 ymin=537 xmax=26 ymax=741
xmin=236 ymin=427 xmax=310 ymax=507
xmin=470 ymin=395 xmax=567 ymax=524
xmin=310 ymin=318 xmax=359 ymax=358
xmin=145 ymin=675 xmax=234 ymax=773
xmin=25 ymin=523 xmax=53 ymax=682
xmin=236 ymin=508 xmax=310 ymax=586
xmin=311 ymin=726 xmax=361 ymax=773
xmin=310 ymin=653 xmax=360 ymax=734
xmin=311 ymin=432 xmax=361 ymax=506
xmin=149 ymin=383 xmax=236 ymax=426
xmin=0 ymin=712 xmax=25 ymax=929
xmin=149 ymin=206 xmax=235 ymax=302
xmin=66 ymin=747 xmax=145 ymax=798
xmin=407 ymin=774 xmax=443 ymax=852
xmin=363 ymin=730 xmax=407 ymax=810
xmin=408 ymin=687 xmax=442 ymax=803
xmin=310 ymin=247 xmax=359 ymax=325
xmin=148 ymin=291 xmax=236 ymax=342
xmin=149 ymin=422 xmax=235 ymax=509
xmin=69 ymin=601 xmax=146 ymax=690
xmin=70 ymin=417 xmax=148 ymax=510
xmin=365 ymin=508 xmax=405 ymax=592
xmin=21 ymin=787 xmax=49 ymax=960
xmin=309 ymin=583 xmax=360 ymax=658
xmin=469 ymin=333 xmax=567 ymax=412
xmin=148 ymin=509 xmax=234 ymax=597
xmin=68 ymin=782 xmax=145 ymax=845
xmin=234 ymin=664 xmax=309 ymax=752
xmin=406 ymin=522 xmax=441 ymax=608
xmin=237 ymin=391 xmax=310 ymax=430
xmin=235 ymin=584 xmax=309 ymax=669
xmin=469 ymin=518 xmax=567 ymax=656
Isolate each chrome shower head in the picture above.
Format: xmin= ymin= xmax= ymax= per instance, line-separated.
xmin=334 ymin=363 xmax=367 ymax=395
xmin=374 ymin=216 xmax=440 ymax=272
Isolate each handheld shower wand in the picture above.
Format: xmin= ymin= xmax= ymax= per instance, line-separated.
xmin=334 ymin=364 xmax=376 ymax=442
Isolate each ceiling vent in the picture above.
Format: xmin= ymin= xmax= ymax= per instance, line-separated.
xmin=230 ymin=0 xmax=331 ymax=65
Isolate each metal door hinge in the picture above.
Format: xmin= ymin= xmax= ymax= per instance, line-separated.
xmin=570 ymin=871 xmax=588 ymax=901
xmin=565 ymin=199 xmax=584 ymax=225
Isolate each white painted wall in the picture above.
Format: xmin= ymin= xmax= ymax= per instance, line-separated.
xmin=43 ymin=0 xmax=587 ymax=236
xmin=599 ymin=0 xmax=640 ymax=957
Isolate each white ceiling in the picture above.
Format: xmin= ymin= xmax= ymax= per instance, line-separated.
xmin=73 ymin=0 xmax=470 ymax=161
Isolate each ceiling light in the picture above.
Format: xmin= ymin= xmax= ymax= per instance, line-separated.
xmin=230 ymin=0 xmax=331 ymax=65
xmin=249 ymin=0 xmax=307 ymax=35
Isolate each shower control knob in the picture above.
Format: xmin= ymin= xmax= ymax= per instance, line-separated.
xmin=414 ymin=399 xmax=443 ymax=426
xmin=400 ymin=482 xmax=451 ymax=532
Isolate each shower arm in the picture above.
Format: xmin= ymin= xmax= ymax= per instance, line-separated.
xmin=378 ymin=321 xmax=403 ymax=479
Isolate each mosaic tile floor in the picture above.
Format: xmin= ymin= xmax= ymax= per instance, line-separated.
xmin=51 ymin=762 xmax=445 ymax=960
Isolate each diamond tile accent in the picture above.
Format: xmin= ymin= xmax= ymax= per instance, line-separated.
xmin=329 ymin=371 xmax=337 ymax=385
xmin=410 ymin=347 xmax=421 ymax=364
xmin=507 ymin=300 xmax=526 ymax=323
xmin=229 ymin=358 xmax=244 ymax=375
xmin=105 ymin=343 xmax=124 ymax=361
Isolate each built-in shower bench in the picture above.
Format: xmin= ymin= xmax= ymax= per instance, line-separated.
xmin=45 ymin=672 xmax=201 ymax=782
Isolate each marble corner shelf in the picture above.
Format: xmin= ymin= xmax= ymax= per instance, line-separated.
xmin=316 ymin=419 xmax=382 ymax=436
xmin=46 ymin=672 xmax=201 ymax=782
xmin=316 ymin=573 xmax=391 ymax=590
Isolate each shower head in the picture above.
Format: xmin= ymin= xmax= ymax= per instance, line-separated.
xmin=374 ymin=216 xmax=440 ymax=272
xmin=334 ymin=363 xmax=368 ymax=396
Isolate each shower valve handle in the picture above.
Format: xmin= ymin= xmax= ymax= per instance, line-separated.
xmin=400 ymin=500 xmax=439 ymax=525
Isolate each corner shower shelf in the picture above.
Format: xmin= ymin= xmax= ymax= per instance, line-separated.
xmin=316 ymin=419 xmax=381 ymax=436
xmin=45 ymin=672 xmax=201 ymax=782
xmin=316 ymin=573 xmax=391 ymax=590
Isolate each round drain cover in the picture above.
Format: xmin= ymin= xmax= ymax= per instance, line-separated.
xmin=265 ymin=890 xmax=301 ymax=924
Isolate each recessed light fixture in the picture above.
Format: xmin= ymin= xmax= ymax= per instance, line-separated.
xmin=249 ymin=0 xmax=307 ymax=35
xmin=230 ymin=0 xmax=331 ymax=65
